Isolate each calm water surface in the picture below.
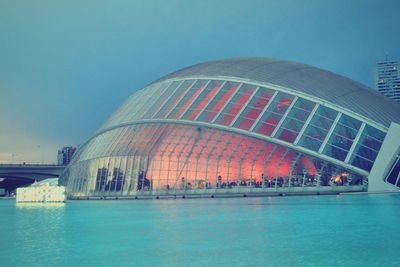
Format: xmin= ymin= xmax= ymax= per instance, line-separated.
xmin=1 ymin=194 xmax=399 ymax=267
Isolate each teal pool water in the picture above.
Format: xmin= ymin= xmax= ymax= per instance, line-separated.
xmin=0 ymin=194 xmax=399 ymax=267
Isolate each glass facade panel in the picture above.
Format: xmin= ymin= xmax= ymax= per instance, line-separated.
xmin=181 ymin=80 xmax=224 ymax=120
xmin=385 ymin=154 xmax=400 ymax=187
xmin=349 ymin=125 xmax=386 ymax=171
xmin=154 ymin=80 xmax=195 ymax=119
xmin=167 ymin=80 xmax=208 ymax=119
xmin=100 ymin=83 xmax=161 ymax=129
xmin=122 ymin=157 xmax=133 ymax=194
xmin=298 ymin=105 xmax=338 ymax=151
xmin=252 ymin=92 xmax=294 ymax=136
xmin=141 ymin=81 xmax=179 ymax=119
xmin=197 ymin=81 xmax=240 ymax=123
xmin=351 ymin=155 xmax=374 ymax=172
xmin=275 ymin=98 xmax=315 ymax=143
xmin=214 ymin=84 xmax=257 ymax=126
xmin=323 ymin=114 xmax=362 ymax=161
xmin=128 ymin=83 xmax=166 ymax=121
xmin=232 ymin=88 xmax=275 ymax=131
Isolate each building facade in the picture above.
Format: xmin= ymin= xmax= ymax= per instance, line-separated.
xmin=57 ymin=147 xmax=76 ymax=166
xmin=59 ymin=58 xmax=400 ymax=199
xmin=375 ymin=60 xmax=400 ymax=102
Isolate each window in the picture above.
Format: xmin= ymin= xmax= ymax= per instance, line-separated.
xmin=349 ymin=125 xmax=386 ymax=171
xmin=252 ymin=92 xmax=295 ymax=136
xmin=214 ymin=84 xmax=257 ymax=126
xmin=275 ymin=98 xmax=315 ymax=143
xmin=182 ymin=80 xmax=224 ymax=120
xmin=232 ymin=88 xmax=275 ymax=131
xmin=322 ymin=114 xmax=361 ymax=161
xmin=197 ymin=82 xmax=240 ymax=123
xmin=385 ymin=154 xmax=400 ymax=187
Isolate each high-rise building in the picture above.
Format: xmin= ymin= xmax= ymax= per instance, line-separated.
xmin=57 ymin=147 xmax=76 ymax=165
xmin=374 ymin=60 xmax=400 ymax=102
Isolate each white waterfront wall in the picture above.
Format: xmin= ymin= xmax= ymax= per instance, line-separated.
xmin=16 ymin=184 xmax=66 ymax=202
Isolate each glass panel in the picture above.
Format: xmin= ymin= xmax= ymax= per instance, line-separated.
xmin=323 ymin=143 xmax=349 ymax=162
xmin=197 ymin=81 xmax=240 ymax=123
xmin=214 ymin=84 xmax=257 ymax=126
xmin=113 ymin=158 xmax=124 ymax=193
xmin=123 ymin=156 xmax=134 ymax=194
xmin=232 ymin=88 xmax=275 ymax=131
xmin=154 ymin=80 xmax=195 ymax=119
xmin=126 ymin=84 xmax=161 ymax=121
xmin=275 ymin=98 xmax=315 ymax=143
xmin=103 ymin=128 xmax=126 ymax=157
xmin=351 ymin=155 xmax=374 ymax=171
xmin=349 ymin=125 xmax=386 ymax=171
xmin=182 ymin=80 xmax=224 ymax=120
xmin=85 ymin=160 xmax=97 ymax=194
xmin=96 ymin=158 xmax=109 ymax=193
xmin=323 ymin=114 xmax=362 ymax=161
xmin=142 ymin=81 xmax=179 ymax=119
xmin=104 ymin=157 xmax=115 ymax=194
xmin=298 ymin=105 xmax=338 ymax=151
xmin=252 ymin=92 xmax=294 ymax=136
xmin=386 ymin=155 xmax=400 ymax=186
xmin=100 ymin=84 xmax=159 ymax=129
xmin=167 ymin=80 xmax=208 ymax=119
xmin=361 ymin=125 xmax=386 ymax=151
xmin=111 ymin=127 xmax=131 ymax=156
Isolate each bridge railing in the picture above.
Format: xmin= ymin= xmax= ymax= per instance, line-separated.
xmin=0 ymin=163 xmax=64 ymax=167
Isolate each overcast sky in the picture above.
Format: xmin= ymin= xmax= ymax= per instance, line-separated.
xmin=0 ymin=0 xmax=399 ymax=163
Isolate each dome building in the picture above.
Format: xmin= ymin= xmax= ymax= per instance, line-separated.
xmin=59 ymin=58 xmax=400 ymax=199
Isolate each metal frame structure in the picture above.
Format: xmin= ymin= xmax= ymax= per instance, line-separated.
xmin=59 ymin=58 xmax=400 ymax=198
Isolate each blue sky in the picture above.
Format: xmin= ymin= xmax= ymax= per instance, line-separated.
xmin=0 ymin=0 xmax=399 ymax=163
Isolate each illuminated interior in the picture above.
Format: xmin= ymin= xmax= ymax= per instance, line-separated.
xmin=62 ymin=122 xmax=365 ymax=196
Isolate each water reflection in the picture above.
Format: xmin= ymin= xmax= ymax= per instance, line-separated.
xmin=1 ymin=195 xmax=400 ymax=266
xmin=13 ymin=202 xmax=66 ymax=266
xmin=16 ymin=202 xmax=66 ymax=209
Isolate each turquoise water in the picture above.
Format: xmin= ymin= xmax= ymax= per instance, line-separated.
xmin=1 ymin=194 xmax=399 ymax=267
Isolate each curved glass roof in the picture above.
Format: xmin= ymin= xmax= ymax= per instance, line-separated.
xmin=91 ymin=75 xmax=387 ymax=173
xmin=154 ymin=58 xmax=400 ymax=128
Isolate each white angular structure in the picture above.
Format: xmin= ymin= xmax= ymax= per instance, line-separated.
xmin=59 ymin=58 xmax=400 ymax=199
xmin=16 ymin=183 xmax=66 ymax=202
